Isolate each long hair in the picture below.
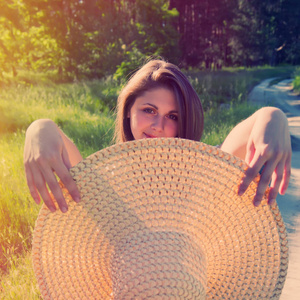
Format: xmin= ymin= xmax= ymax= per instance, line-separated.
xmin=114 ymin=59 xmax=204 ymax=143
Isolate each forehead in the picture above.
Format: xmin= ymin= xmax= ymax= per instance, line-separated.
xmin=135 ymin=87 xmax=178 ymax=108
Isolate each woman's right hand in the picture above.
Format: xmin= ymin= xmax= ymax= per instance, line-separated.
xmin=24 ymin=119 xmax=82 ymax=213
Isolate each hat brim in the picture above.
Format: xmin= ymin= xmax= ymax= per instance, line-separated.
xmin=32 ymin=138 xmax=288 ymax=299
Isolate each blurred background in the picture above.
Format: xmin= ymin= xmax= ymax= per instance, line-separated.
xmin=1 ymin=0 xmax=300 ymax=83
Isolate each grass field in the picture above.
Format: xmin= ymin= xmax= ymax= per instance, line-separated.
xmin=0 ymin=65 xmax=296 ymax=298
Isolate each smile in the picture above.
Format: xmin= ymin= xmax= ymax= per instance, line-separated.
xmin=144 ymin=133 xmax=158 ymax=138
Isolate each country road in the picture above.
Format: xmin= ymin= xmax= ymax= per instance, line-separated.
xmin=248 ymin=79 xmax=300 ymax=299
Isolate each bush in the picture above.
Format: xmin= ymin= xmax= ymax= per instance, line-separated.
xmin=293 ymin=68 xmax=300 ymax=93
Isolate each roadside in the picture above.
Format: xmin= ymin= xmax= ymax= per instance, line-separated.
xmin=248 ymin=79 xmax=300 ymax=299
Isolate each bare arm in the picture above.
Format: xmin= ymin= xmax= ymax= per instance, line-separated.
xmin=24 ymin=119 xmax=82 ymax=212
xmin=221 ymin=107 xmax=291 ymax=206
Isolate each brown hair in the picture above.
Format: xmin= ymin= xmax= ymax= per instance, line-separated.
xmin=114 ymin=59 xmax=204 ymax=143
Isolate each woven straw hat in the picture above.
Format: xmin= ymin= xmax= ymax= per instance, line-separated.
xmin=32 ymin=138 xmax=288 ymax=299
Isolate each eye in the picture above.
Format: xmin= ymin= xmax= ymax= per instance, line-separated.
xmin=143 ymin=108 xmax=155 ymax=114
xmin=168 ymin=114 xmax=178 ymax=121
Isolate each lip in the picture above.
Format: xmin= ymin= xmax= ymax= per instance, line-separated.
xmin=144 ymin=133 xmax=158 ymax=138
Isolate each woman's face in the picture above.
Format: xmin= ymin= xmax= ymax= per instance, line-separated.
xmin=128 ymin=87 xmax=179 ymax=140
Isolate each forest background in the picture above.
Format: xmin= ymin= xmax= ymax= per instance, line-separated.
xmin=1 ymin=0 xmax=300 ymax=83
xmin=1 ymin=0 xmax=300 ymax=298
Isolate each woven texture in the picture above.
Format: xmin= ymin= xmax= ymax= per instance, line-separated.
xmin=32 ymin=138 xmax=288 ymax=299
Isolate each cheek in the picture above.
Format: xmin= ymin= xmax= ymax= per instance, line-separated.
xmin=166 ymin=121 xmax=179 ymax=137
xmin=129 ymin=111 xmax=146 ymax=139
xmin=129 ymin=111 xmax=139 ymax=130
xmin=131 ymin=111 xmax=149 ymax=128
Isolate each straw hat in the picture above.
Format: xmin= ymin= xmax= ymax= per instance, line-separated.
xmin=32 ymin=138 xmax=288 ymax=299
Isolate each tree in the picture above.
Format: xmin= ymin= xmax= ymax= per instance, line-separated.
xmin=169 ymin=0 xmax=236 ymax=68
xmin=0 ymin=1 xmax=27 ymax=77
xmin=1 ymin=0 xmax=299 ymax=81
xmin=277 ymin=0 xmax=300 ymax=65
xmin=230 ymin=0 xmax=300 ymax=66
xmin=13 ymin=0 xmax=180 ymax=79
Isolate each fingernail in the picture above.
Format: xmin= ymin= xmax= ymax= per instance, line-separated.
xmin=254 ymin=200 xmax=260 ymax=207
xmin=238 ymin=188 xmax=244 ymax=196
xmin=49 ymin=206 xmax=56 ymax=213
xmin=61 ymin=206 xmax=68 ymax=213
xmin=269 ymin=198 xmax=276 ymax=206
xmin=74 ymin=196 xmax=81 ymax=203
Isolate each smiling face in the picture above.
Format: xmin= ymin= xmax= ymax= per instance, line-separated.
xmin=114 ymin=60 xmax=204 ymax=143
xmin=128 ymin=87 xmax=179 ymax=140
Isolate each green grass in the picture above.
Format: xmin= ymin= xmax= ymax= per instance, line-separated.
xmin=202 ymin=102 xmax=259 ymax=146
xmin=186 ymin=65 xmax=295 ymax=111
xmin=0 ymin=133 xmax=37 ymax=272
xmin=0 ymin=65 xmax=296 ymax=298
xmin=0 ymin=252 xmax=41 ymax=299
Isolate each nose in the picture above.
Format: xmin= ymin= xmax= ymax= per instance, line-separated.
xmin=151 ymin=115 xmax=164 ymax=132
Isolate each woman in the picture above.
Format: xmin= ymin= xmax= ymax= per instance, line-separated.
xmin=24 ymin=60 xmax=291 ymax=213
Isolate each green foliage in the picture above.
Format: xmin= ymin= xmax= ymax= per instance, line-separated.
xmin=1 ymin=0 xmax=299 ymax=82
xmin=0 ymin=1 xmax=63 ymax=80
xmin=113 ymin=45 xmax=150 ymax=82
xmin=230 ymin=0 xmax=300 ymax=66
xmin=293 ymin=67 xmax=300 ymax=93
xmin=1 ymin=0 xmax=180 ymax=82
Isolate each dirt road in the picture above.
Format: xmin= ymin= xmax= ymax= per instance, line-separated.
xmin=248 ymin=79 xmax=300 ymax=299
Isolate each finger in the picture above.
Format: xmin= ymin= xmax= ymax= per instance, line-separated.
xmin=238 ymin=152 xmax=266 ymax=196
xmin=279 ymin=154 xmax=291 ymax=195
xmin=30 ymin=165 xmax=57 ymax=212
xmin=253 ymin=159 xmax=278 ymax=206
xmin=32 ymin=155 xmax=68 ymax=212
xmin=268 ymin=161 xmax=284 ymax=205
xmin=24 ymin=163 xmax=41 ymax=205
xmin=52 ymin=160 xmax=81 ymax=203
xmin=40 ymin=165 xmax=69 ymax=213
xmin=33 ymin=151 xmax=71 ymax=213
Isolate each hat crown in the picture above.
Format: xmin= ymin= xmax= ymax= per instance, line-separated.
xmin=112 ymin=230 xmax=207 ymax=299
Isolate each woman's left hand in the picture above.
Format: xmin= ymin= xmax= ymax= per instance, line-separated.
xmin=221 ymin=107 xmax=291 ymax=206
xmin=237 ymin=107 xmax=291 ymax=206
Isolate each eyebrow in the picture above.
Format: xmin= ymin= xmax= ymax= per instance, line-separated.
xmin=144 ymin=103 xmax=178 ymax=114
